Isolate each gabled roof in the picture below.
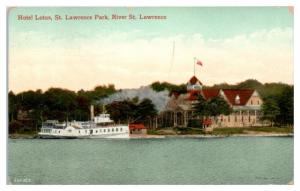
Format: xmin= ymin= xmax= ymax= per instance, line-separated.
xmin=187 ymin=90 xmax=201 ymax=101
xmin=188 ymin=76 xmax=203 ymax=85
xmin=202 ymin=89 xmax=220 ymax=100
xmin=187 ymin=89 xmax=220 ymax=101
xmin=222 ymin=89 xmax=254 ymax=106
xmin=185 ymin=89 xmax=255 ymax=106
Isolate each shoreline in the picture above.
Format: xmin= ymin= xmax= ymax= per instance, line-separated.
xmin=130 ymin=133 xmax=294 ymax=139
xmin=9 ymin=133 xmax=294 ymax=139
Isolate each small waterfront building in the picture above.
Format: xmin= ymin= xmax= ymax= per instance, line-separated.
xmin=129 ymin=123 xmax=147 ymax=134
xmin=160 ymin=76 xmax=265 ymax=128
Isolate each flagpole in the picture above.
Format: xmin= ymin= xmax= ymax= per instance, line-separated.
xmin=193 ymin=57 xmax=196 ymax=76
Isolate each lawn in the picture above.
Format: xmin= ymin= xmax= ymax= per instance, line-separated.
xmin=148 ymin=126 xmax=293 ymax=135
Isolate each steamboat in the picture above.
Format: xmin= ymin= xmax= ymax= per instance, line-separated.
xmin=38 ymin=106 xmax=129 ymax=139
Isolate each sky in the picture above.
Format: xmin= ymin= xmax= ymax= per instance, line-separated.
xmin=8 ymin=7 xmax=293 ymax=93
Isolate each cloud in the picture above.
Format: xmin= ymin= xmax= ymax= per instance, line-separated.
xmin=9 ymin=27 xmax=293 ymax=93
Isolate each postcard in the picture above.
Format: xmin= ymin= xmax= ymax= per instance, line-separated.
xmin=7 ymin=7 xmax=294 ymax=185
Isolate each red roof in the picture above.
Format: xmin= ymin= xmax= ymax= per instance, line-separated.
xmin=187 ymin=89 xmax=220 ymax=101
xmin=188 ymin=76 xmax=203 ymax=85
xmin=129 ymin=123 xmax=146 ymax=130
xmin=187 ymin=90 xmax=202 ymax=101
xmin=172 ymin=92 xmax=180 ymax=99
xmin=185 ymin=89 xmax=255 ymax=105
xmin=202 ymin=89 xmax=220 ymax=100
xmin=222 ymin=89 xmax=254 ymax=106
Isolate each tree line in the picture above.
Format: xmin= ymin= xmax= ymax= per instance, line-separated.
xmin=9 ymin=85 xmax=116 ymax=133
xmin=9 ymin=84 xmax=158 ymax=134
xmin=106 ymin=97 xmax=157 ymax=124
xmin=9 ymin=79 xmax=293 ymax=133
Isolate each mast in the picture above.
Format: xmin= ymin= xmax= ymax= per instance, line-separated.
xmin=193 ymin=57 xmax=196 ymax=76
xmin=167 ymin=41 xmax=175 ymax=78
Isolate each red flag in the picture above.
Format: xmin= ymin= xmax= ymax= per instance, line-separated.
xmin=196 ymin=59 xmax=203 ymax=66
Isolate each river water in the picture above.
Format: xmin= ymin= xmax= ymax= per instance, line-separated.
xmin=7 ymin=137 xmax=293 ymax=184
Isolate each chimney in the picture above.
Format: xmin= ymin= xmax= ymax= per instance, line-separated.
xmin=90 ymin=105 xmax=94 ymax=121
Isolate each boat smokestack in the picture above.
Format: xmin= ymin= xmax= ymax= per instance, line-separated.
xmin=90 ymin=105 xmax=94 ymax=121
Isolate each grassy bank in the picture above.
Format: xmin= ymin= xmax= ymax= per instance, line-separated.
xmin=148 ymin=126 xmax=294 ymax=136
xmin=9 ymin=131 xmax=39 ymax=139
xmin=212 ymin=126 xmax=293 ymax=135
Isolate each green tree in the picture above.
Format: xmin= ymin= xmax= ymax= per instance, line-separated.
xmin=261 ymin=97 xmax=281 ymax=127
xmin=43 ymin=88 xmax=77 ymax=121
xmin=276 ymin=86 xmax=293 ymax=126
xmin=106 ymin=98 xmax=157 ymax=124
xmin=192 ymin=95 xmax=231 ymax=127
xmin=8 ymin=91 xmax=18 ymax=122
xmin=134 ymin=98 xmax=157 ymax=123
xmin=192 ymin=95 xmax=210 ymax=117
xmin=208 ymin=96 xmax=232 ymax=117
xmin=106 ymin=100 xmax=135 ymax=123
xmin=151 ymin=81 xmax=187 ymax=95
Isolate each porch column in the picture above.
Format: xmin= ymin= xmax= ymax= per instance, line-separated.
xmin=239 ymin=110 xmax=242 ymax=126
xmin=173 ymin=111 xmax=176 ymax=127
xmin=184 ymin=111 xmax=187 ymax=127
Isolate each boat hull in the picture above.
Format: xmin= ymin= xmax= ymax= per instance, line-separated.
xmin=38 ymin=132 xmax=129 ymax=139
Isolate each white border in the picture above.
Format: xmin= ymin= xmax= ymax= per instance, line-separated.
xmin=0 ymin=1 xmax=298 ymax=191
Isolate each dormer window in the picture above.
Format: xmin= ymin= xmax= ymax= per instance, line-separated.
xmin=235 ymin=95 xmax=240 ymax=104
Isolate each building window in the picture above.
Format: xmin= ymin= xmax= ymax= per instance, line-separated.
xmin=235 ymin=95 xmax=240 ymax=104
xmin=78 ymin=130 xmax=80 ymax=134
xmin=95 ymin=130 xmax=98 ymax=133
xmin=116 ymin=128 xmax=118 ymax=132
xmin=120 ymin=128 xmax=123 ymax=132
xmin=251 ymin=100 xmax=253 ymax=105
xmin=249 ymin=115 xmax=251 ymax=122
xmin=228 ymin=116 xmax=230 ymax=122
xmin=104 ymin=129 xmax=106 ymax=133
xmin=257 ymin=100 xmax=260 ymax=105
xmin=241 ymin=116 xmax=243 ymax=122
xmin=108 ymin=129 xmax=110 ymax=132
xmin=112 ymin=128 xmax=114 ymax=132
xmin=235 ymin=115 xmax=237 ymax=122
